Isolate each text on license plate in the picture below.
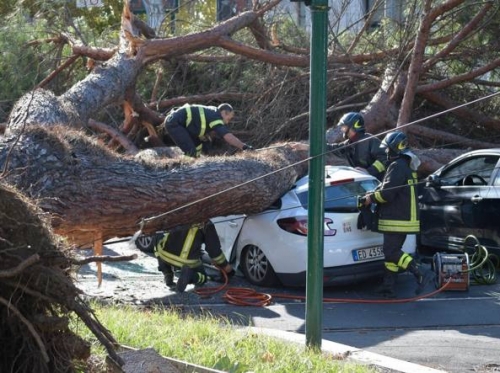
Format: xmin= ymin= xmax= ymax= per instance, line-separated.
xmin=352 ymin=246 xmax=384 ymax=261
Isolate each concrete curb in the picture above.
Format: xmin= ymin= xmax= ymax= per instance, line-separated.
xmin=247 ymin=327 xmax=448 ymax=373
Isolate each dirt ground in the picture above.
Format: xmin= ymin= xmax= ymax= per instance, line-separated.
xmin=74 ymin=238 xmax=170 ymax=304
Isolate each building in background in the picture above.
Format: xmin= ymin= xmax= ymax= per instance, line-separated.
xmin=286 ymin=0 xmax=406 ymax=34
xmin=130 ymin=0 xmax=178 ymax=32
xmin=127 ymin=0 xmax=405 ymax=37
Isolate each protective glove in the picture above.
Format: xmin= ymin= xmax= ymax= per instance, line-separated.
xmin=242 ymin=144 xmax=255 ymax=151
xmin=357 ymin=195 xmax=367 ymax=209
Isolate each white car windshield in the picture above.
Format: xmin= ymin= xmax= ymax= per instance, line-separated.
xmin=297 ymin=179 xmax=379 ymax=212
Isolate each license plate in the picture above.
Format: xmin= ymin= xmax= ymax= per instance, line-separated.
xmin=352 ymin=246 xmax=384 ymax=261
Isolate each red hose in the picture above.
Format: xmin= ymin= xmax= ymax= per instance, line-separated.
xmin=194 ymin=270 xmax=452 ymax=306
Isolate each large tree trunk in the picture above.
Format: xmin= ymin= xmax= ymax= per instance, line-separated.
xmin=0 ymin=127 xmax=308 ymax=247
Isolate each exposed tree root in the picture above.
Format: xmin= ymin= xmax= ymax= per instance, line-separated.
xmin=0 ymin=182 xmax=122 ymax=372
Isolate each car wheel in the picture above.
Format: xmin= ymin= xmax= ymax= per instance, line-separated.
xmin=241 ymin=245 xmax=279 ymax=287
xmin=135 ymin=234 xmax=156 ymax=253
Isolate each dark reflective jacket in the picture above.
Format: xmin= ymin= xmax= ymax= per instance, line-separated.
xmin=154 ymin=222 xmax=227 ymax=269
xmin=372 ymin=156 xmax=420 ymax=233
xmin=166 ymin=104 xmax=230 ymax=140
xmin=327 ymin=132 xmax=387 ymax=181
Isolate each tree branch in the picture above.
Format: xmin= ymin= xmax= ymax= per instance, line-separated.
xmin=417 ymin=57 xmax=500 ymax=93
xmin=88 ymin=119 xmax=139 ymax=154
xmin=419 ymin=91 xmax=500 ymax=131
xmin=0 ymin=254 xmax=40 ymax=278
xmin=72 ymin=253 xmax=137 ymax=266
xmin=408 ymin=124 xmax=499 ymax=149
xmin=36 ymin=55 xmax=80 ymax=89
xmin=397 ymin=0 xmax=433 ymax=126
xmin=423 ymin=1 xmax=493 ymax=73
xmin=0 ymin=296 xmax=49 ymax=363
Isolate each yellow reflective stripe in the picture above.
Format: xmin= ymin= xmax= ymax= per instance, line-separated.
xmin=208 ymin=119 xmax=224 ymax=128
xmin=185 ymin=105 xmax=192 ymax=126
xmin=378 ymin=219 xmax=420 ymax=232
xmin=198 ymin=107 xmax=206 ymax=137
xmin=409 ymin=175 xmax=417 ymax=222
xmin=195 ymin=272 xmax=206 ymax=285
xmin=397 ymin=253 xmax=413 ymax=270
xmin=156 ymin=250 xmax=202 ymax=268
xmin=385 ymin=262 xmax=399 ymax=272
xmin=154 ymin=233 xmax=170 ymax=257
xmin=195 ymin=144 xmax=202 ymax=156
xmin=372 ymin=160 xmax=386 ymax=173
xmin=180 ymin=226 xmax=198 ymax=259
xmin=374 ymin=191 xmax=386 ymax=203
xmin=211 ymin=253 xmax=226 ymax=265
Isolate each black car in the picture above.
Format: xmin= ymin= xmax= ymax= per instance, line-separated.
xmin=419 ymin=149 xmax=500 ymax=258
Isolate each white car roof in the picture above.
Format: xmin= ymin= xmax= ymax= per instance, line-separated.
xmin=294 ymin=165 xmax=378 ymax=193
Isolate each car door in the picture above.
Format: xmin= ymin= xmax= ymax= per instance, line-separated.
xmin=210 ymin=215 xmax=246 ymax=262
xmin=420 ymin=153 xmax=500 ymax=252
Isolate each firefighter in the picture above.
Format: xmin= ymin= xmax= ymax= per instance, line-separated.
xmin=163 ymin=103 xmax=252 ymax=157
xmin=154 ymin=221 xmax=234 ymax=293
xmin=327 ymin=112 xmax=387 ymax=181
xmin=360 ymin=131 xmax=432 ymax=298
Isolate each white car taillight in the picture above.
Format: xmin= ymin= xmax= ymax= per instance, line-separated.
xmin=277 ymin=217 xmax=336 ymax=236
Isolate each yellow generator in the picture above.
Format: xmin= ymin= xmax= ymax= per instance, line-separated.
xmin=433 ymin=252 xmax=470 ymax=291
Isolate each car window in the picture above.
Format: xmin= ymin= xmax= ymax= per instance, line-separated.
xmin=438 ymin=155 xmax=499 ymax=186
xmin=297 ymin=179 xmax=379 ymax=212
xmin=494 ymin=174 xmax=500 ymax=186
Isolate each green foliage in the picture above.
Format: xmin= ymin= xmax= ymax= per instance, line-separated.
xmin=0 ymin=13 xmax=49 ymax=118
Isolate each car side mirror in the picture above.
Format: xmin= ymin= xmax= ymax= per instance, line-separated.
xmin=426 ymin=174 xmax=441 ymax=188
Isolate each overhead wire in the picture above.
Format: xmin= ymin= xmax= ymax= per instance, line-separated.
xmin=139 ymin=89 xmax=500 ymax=229
xmin=184 ymin=91 xmax=500 ymax=304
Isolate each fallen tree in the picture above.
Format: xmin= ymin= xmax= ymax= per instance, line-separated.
xmin=1 ymin=1 xmax=497 ymax=370
xmin=0 ymin=126 xmax=308 ymax=247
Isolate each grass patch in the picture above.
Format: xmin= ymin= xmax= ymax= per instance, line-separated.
xmin=72 ymin=303 xmax=376 ymax=372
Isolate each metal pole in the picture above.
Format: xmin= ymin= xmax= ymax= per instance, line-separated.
xmin=306 ymin=0 xmax=329 ymax=349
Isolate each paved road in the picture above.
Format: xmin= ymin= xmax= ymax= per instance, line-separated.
xmin=76 ymin=240 xmax=500 ymax=373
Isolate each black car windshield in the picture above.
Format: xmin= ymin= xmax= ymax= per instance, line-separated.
xmin=439 ymin=155 xmax=499 ymax=186
xmin=297 ymin=179 xmax=379 ymax=212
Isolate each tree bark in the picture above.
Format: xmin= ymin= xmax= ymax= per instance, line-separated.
xmin=0 ymin=127 xmax=308 ymax=247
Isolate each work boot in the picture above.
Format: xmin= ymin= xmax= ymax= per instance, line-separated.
xmin=163 ymin=272 xmax=176 ymax=290
xmin=176 ymin=266 xmax=195 ymax=293
xmin=408 ymin=260 xmax=434 ymax=295
xmin=194 ymin=272 xmax=208 ymax=287
xmin=375 ymin=270 xmax=397 ymax=299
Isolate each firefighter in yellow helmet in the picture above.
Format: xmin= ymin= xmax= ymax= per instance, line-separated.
xmin=361 ymin=131 xmax=433 ymax=298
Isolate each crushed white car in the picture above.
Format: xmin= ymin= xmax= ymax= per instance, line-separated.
xmin=136 ymin=165 xmax=415 ymax=287
xmin=212 ymin=165 xmax=415 ymax=287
